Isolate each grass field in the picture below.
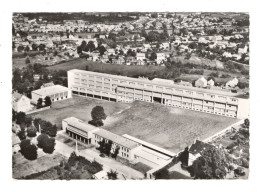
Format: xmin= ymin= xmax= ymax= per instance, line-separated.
xmin=46 ymin=58 xmax=164 ymax=77
xmin=31 ymin=95 xmax=239 ymax=153
xmin=30 ymin=95 xmax=129 ymax=128
xmin=13 ymin=151 xmax=66 ymax=179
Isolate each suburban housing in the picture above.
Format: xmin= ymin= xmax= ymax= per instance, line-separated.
xmin=67 ymin=69 xmax=249 ymax=119
xmin=12 ymin=92 xmax=32 ymax=112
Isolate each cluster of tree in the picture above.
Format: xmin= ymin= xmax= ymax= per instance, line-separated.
xmin=37 ymin=133 xmax=56 ymax=154
xmin=21 ymin=12 xmax=137 ymax=23
xmin=154 ymin=168 xmax=170 ymax=179
xmin=237 ymin=81 xmax=249 ymax=89
xmin=97 ymin=139 xmax=113 ymax=156
xmin=145 ymin=31 xmax=169 ymax=43
xmin=20 ymin=139 xmax=38 ymax=160
xmin=88 ymin=106 xmax=107 ymax=127
xmin=12 ymin=64 xmax=67 ymax=98
xmin=36 ymin=96 xmax=52 ymax=109
xmin=33 ymin=118 xmax=57 ymax=137
xmin=233 ymin=19 xmax=250 ymax=27
xmin=187 ymin=148 xmax=230 ymax=179
xmin=126 ymin=49 xmax=137 ymax=57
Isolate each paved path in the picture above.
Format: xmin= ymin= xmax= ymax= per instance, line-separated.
xmin=55 ymin=132 xmax=144 ymax=179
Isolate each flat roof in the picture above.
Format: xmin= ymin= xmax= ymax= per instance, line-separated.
xmin=122 ymin=134 xmax=176 ymax=157
xmin=94 ymin=129 xmax=139 ymax=150
xmin=63 ymin=117 xmax=98 ymax=133
xmin=32 ymin=85 xmax=69 ymax=96
xmin=68 ymin=69 xmax=243 ymax=98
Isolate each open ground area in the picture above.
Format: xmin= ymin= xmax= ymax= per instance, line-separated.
xmin=12 ymin=151 xmax=66 ymax=179
xmin=31 ymin=95 xmax=239 ymax=153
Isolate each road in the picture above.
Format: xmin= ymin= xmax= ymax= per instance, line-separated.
xmin=55 ymin=131 xmax=144 ymax=179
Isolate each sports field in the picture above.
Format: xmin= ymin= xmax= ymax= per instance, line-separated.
xmin=31 ymin=96 xmax=239 ymax=153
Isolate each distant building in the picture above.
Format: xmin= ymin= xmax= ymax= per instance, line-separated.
xmin=40 ymin=82 xmax=55 ymax=89
xmin=207 ymin=79 xmax=215 ymax=86
xmin=31 ymin=85 xmax=72 ymax=104
xmin=136 ymin=53 xmax=145 ymax=61
xmin=12 ymin=92 xmax=32 ymax=112
xmin=226 ymin=78 xmax=239 ymax=89
xmin=195 ymin=77 xmax=207 ymax=88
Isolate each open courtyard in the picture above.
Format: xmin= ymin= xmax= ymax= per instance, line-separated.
xmin=31 ymin=95 xmax=240 ymax=153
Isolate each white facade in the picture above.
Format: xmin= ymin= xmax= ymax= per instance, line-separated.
xmin=31 ymin=85 xmax=72 ymax=104
xmin=67 ymin=69 xmax=249 ymax=119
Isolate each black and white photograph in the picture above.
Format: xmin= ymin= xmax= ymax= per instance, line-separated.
xmin=11 ymin=11 xmax=250 ymax=180
xmin=1 ymin=0 xmax=260 ymax=190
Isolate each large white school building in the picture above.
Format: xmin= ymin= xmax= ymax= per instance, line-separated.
xmin=67 ymin=69 xmax=249 ymax=119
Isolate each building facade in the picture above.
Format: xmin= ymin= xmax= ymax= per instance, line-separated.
xmin=31 ymin=85 xmax=72 ymax=104
xmin=67 ymin=69 xmax=249 ymax=119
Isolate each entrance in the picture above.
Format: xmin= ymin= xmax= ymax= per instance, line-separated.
xmin=153 ymin=96 xmax=165 ymax=104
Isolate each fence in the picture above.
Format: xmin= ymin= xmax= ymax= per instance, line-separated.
xmin=203 ymin=119 xmax=244 ymax=143
xmin=25 ymin=106 xmax=50 ymax=115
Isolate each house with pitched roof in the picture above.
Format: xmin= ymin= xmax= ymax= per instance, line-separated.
xmin=12 ymin=92 xmax=32 ymax=112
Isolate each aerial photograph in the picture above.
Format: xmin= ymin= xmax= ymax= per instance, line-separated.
xmin=12 ymin=12 xmax=250 ymax=180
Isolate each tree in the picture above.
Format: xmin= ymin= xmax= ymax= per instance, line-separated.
xmin=12 ymin=109 xmax=16 ymax=121
xmin=150 ymin=52 xmax=157 ymax=61
xmin=179 ymin=147 xmax=189 ymax=166
xmin=244 ymin=119 xmax=250 ymax=128
xmin=97 ymin=139 xmax=106 ymax=154
xmin=187 ymin=148 xmax=230 ymax=179
xmin=16 ymin=112 xmax=26 ymax=125
xmin=25 ymin=57 xmax=30 ymax=64
xmin=37 ymin=133 xmax=55 ymax=154
xmin=44 ymin=96 xmax=52 ymax=107
xmin=27 ymin=126 xmax=37 ymax=137
xmin=154 ymin=168 xmax=170 ymax=179
xmin=17 ymin=128 xmax=26 ymax=140
xmin=107 ymin=170 xmax=118 ymax=180
xmin=89 ymin=106 xmax=107 ymax=127
xmin=37 ymin=98 xmax=43 ymax=109
xmin=112 ymin=146 xmax=120 ymax=159
xmin=104 ymin=140 xmax=113 ymax=156
xmin=77 ymin=46 xmax=82 ymax=54
xmin=98 ymin=45 xmax=107 ymax=56
xmin=20 ymin=139 xmax=38 ymax=160
xmin=86 ymin=41 xmax=96 ymax=52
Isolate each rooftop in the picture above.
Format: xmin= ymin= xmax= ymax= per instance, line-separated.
xmin=94 ymin=129 xmax=139 ymax=150
xmin=32 ymin=85 xmax=69 ymax=96
xmin=63 ymin=117 xmax=98 ymax=133
xmin=68 ymin=69 xmax=244 ymax=98
xmin=13 ymin=92 xmax=28 ymax=102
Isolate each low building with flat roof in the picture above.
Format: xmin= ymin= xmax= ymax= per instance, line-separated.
xmin=62 ymin=117 xmax=99 ymax=144
xmin=31 ymin=85 xmax=72 ymax=104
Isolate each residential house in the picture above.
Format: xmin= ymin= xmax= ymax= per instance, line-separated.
xmin=226 ymin=78 xmax=239 ymax=89
xmin=195 ymin=77 xmax=208 ymax=88
xmin=156 ymin=53 xmax=166 ymax=64
xmin=136 ymin=53 xmax=146 ymax=61
xmin=12 ymin=92 xmax=32 ymax=112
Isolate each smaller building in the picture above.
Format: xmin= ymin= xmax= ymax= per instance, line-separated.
xmin=31 ymin=85 xmax=72 ymax=104
xmin=195 ymin=77 xmax=208 ymax=88
xmin=62 ymin=117 xmax=99 ymax=144
xmin=12 ymin=92 xmax=32 ymax=112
